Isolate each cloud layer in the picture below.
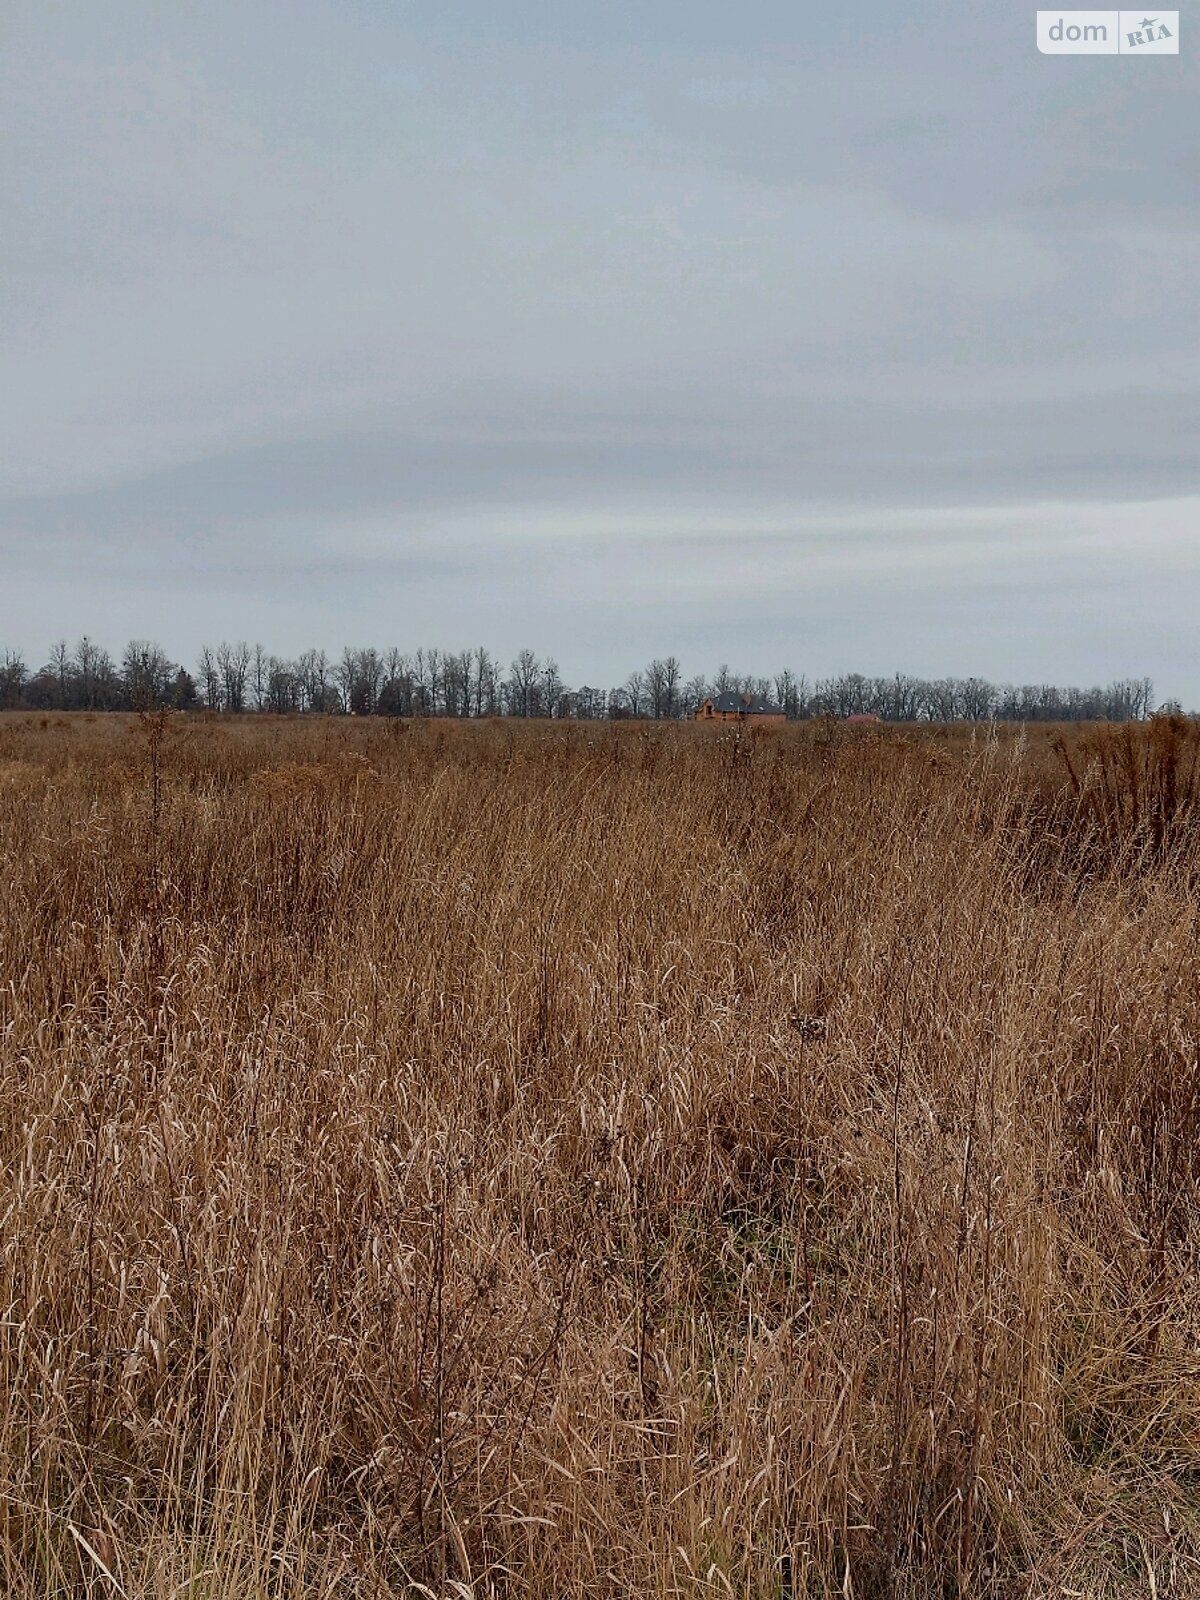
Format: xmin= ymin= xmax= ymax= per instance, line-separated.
xmin=2 ymin=1 xmax=1197 ymax=696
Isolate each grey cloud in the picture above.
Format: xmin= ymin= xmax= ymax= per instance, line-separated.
xmin=3 ymin=385 xmax=1199 ymax=564
xmin=1 ymin=0 xmax=1198 ymax=699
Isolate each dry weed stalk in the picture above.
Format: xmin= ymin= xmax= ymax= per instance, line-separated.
xmin=0 ymin=713 xmax=1197 ymax=1597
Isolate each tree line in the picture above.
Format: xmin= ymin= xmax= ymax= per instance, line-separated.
xmin=0 ymin=638 xmax=1170 ymax=722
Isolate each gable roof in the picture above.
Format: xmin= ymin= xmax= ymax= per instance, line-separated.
xmin=707 ymin=691 xmax=784 ymax=715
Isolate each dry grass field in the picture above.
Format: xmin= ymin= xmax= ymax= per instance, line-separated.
xmin=2 ymin=711 xmax=1200 ymax=1598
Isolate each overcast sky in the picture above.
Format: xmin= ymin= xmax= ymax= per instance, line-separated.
xmin=2 ymin=0 xmax=1197 ymax=697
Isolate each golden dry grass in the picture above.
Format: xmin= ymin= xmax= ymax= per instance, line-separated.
xmin=1 ymin=711 xmax=1200 ymax=1598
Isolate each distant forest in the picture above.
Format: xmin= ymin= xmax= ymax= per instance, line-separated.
xmin=0 ymin=639 xmax=1174 ymax=722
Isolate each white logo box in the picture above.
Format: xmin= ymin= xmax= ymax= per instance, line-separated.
xmin=1037 ymin=11 xmax=1179 ymax=52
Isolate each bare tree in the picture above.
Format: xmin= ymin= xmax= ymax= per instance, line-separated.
xmin=410 ymin=647 xmax=440 ymax=715
xmin=960 ymin=677 xmax=995 ymax=721
xmin=542 ymin=658 xmax=564 ymax=718
xmin=623 ymin=670 xmax=646 ymax=718
xmin=264 ymin=657 xmax=301 ymax=713
xmin=123 ymin=640 xmax=174 ymax=710
xmin=2 ymin=635 xmax=1170 ymax=724
xmin=682 ymin=674 xmax=709 ymax=717
xmin=297 ymin=648 xmax=331 ymax=713
xmin=334 ymin=647 xmax=384 ymax=714
xmin=49 ymin=640 xmax=70 ymax=709
xmin=644 ymin=657 xmax=683 ymax=719
xmin=773 ymin=669 xmax=796 ymax=718
xmin=0 ymin=651 xmax=27 ymax=709
xmin=443 ymin=651 xmax=472 ymax=717
xmin=921 ymin=679 xmax=959 ymax=722
xmin=473 ymin=646 xmax=497 ymax=717
xmin=73 ymin=637 xmax=99 ymax=707
xmin=251 ymin=643 xmax=269 ymax=711
xmin=198 ymin=646 xmax=222 ymax=709
xmin=217 ymin=641 xmax=251 ymax=712
xmin=509 ymin=650 xmax=540 ymax=718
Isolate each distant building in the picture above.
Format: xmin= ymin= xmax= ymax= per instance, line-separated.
xmin=845 ymin=713 xmax=880 ymax=724
xmin=695 ymin=691 xmax=786 ymax=724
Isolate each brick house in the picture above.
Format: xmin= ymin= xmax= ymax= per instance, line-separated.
xmin=695 ymin=690 xmax=786 ymax=724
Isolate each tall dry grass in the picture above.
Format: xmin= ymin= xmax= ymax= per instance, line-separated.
xmin=1 ymin=712 xmax=1199 ymax=1598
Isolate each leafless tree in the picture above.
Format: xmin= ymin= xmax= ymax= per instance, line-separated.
xmin=297 ymin=648 xmax=331 ymax=712
xmin=473 ymin=647 xmax=497 ymax=717
xmin=0 ymin=651 xmax=27 ymax=709
xmin=123 ymin=640 xmax=173 ymax=709
xmin=542 ymin=658 xmax=564 ymax=717
xmin=509 ymin=650 xmax=540 ymax=718
xmin=623 ymin=670 xmax=646 ymax=718
xmin=217 ymin=641 xmax=251 ymax=712
xmin=198 ymin=646 xmax=222 ymax=709
xmin=682 ymin=675 xmax=709 ymax=717
xmin=251 ymin=643 xmax=269 ymax=711
xmin=264 ymin=657 xmax=301 ymax=713
xmin=49 ymin=640 xmax=71 ymax=709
